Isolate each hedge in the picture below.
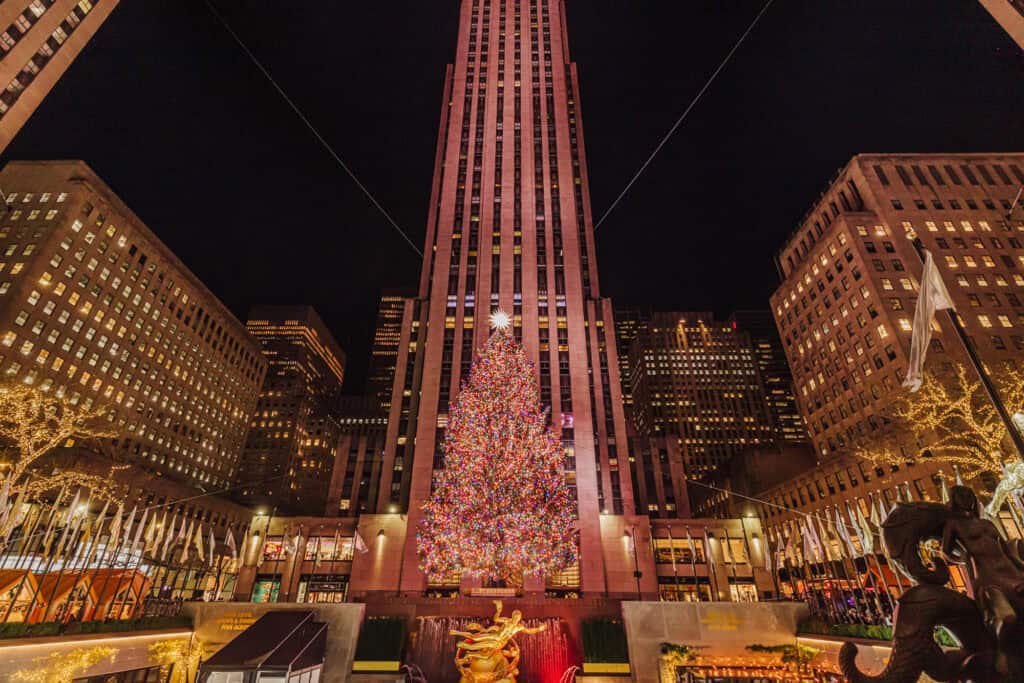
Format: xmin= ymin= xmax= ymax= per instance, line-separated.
xmin=581 ymin=618 xmax=630 ymax=664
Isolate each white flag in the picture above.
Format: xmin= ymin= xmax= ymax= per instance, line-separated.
xmin=903 ymin=249 xmax=954 ymax=392
xmin=354 ymin=529 xmax=369 ymax=554
xmin=226 ymin=527 xmax=238 ymax=562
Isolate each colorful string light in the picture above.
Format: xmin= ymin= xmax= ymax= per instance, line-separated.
xmin=417 ymin=324 xmax=577 ymax=585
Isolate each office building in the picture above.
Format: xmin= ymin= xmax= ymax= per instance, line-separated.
xmin=627 ymin=312 xmax=775 ymax=478
xmin=0 ymin=160 xmax=266 ymax=489
xmin=365 ymin=289 xmax=408 ymax=411
xmin=729 ymin=310 xmax=807 ymax=444
xmin=378 ymin=0 xmax=642 ymax=597
xmin=0 ymin=0 xmax=120 ymax=153
xmin=978 ymin=0 xmax=1024 ymax=48
xmin=235 ymin=305 xmax=346 ymax=515
xmin=771 ymin=153 xmax=1024 ymax=460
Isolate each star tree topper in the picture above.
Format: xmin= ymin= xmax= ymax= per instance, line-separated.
xmin=489 ymin=309 xmax=511 ymax=331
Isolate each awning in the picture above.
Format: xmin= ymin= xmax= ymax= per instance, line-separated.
xmin=201 ymin=610 xmax=328 ymax=676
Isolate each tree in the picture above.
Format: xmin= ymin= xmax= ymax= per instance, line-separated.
xmin=150 ymin=638 xmax=205 ymax=683
xmin=417 ymin=313 xmax=577 ymax=586
xmin=854 ymin=363 xmax=1024 ymax=480
xmin=12 ymin=645 xmax=117 ymax=683
xmin=0 ymin=383 xmax=119 ymax=498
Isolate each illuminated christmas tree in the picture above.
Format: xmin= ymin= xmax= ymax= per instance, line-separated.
xmin=418 ymin=311 xmax=578 ymax=586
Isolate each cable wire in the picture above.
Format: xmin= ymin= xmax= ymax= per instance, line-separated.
xmin=594 ymin=0 xmax=775 ymax=231
xmin=201 ymin=0 xmax=423 ymax=257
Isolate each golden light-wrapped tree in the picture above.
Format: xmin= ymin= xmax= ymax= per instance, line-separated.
xmin=855 ymin=363 xmax=1024 ymax=480
xmin=0 ymin=383 xmax=119 ymax=499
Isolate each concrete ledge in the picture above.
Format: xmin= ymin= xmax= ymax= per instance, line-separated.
xmin=622 ymin=601 xmax=810 ymax=683
xmin=0 ymin=627 xmax=191 ymax=648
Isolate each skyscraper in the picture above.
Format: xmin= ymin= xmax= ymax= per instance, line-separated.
xmin=0 ymin=1 xmax=120 ymax=153
xmin=729 ymin=310 xmax=807 ymax=445
xmin=381 ymin=0 xmax=638 ymax=596
xmin=235 ymin=305 xmax=346 ymax=515
xmin=0 ymin=160 xmax=266 ymax=489
xmin=978 ymin=0 xmax=1024 ymax=48
xmin=627 ymin=312 xmax=775 ymax=478
xmin=772 ymin=153 xmax=1024 ymax=460
xmin=365 ymin=289 xmax=409 ymax=411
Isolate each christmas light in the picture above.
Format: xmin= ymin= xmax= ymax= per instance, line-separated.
xmin=417 ymin=324 xmax=577 ymax=586
xmin=0 ymin=382 xmax=119 ymax=499
xmin=150 ymin=638 xmax=205 ymax=683
xmin=853 ymin=363 xmax=1024 ymax=480
xmin=12 ymin=645 xmax=117 ymax=683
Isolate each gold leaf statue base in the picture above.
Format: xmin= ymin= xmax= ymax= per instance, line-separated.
xmin=450 ymin=600 xmax=545 ymax=683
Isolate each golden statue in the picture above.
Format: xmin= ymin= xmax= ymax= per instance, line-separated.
xmin=450 ymin=600 xmax=546 ymax=683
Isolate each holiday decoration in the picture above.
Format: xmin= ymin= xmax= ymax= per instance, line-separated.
xmin=417 ymin=312 xmax=577 ymax=586
xmin=855 ymin=364 xmax=1024 ymax=480
xmin=150 ymin=638 xmax=206 ymax=683
xmin=12 ymin=645 xmax=117 ymax=683
xmin=0 ymin=383 xmax=119 ymax=501
xmin=449 ymin=600 xmax=546 ymax=683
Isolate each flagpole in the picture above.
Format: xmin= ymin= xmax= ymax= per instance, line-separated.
xmin=21 ymin=491 xmax=76 ymax=623
xmin=907 ymin=231 xmax=1024 ymax=461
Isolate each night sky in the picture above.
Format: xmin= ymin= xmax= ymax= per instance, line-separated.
xmin=3 ymin=1 xmax=1021 ymax=392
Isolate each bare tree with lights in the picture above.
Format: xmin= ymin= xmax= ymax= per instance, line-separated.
xmin=0 ymin=383 xmax=119 ymax=499
xmin=854 ymin=363 xmax=1024 ymax=480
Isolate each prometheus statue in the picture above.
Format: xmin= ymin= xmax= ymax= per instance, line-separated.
xmin=450 ymin=600 xmax=546 ymax=683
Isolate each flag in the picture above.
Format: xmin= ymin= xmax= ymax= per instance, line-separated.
xmin=52 ymin=490 xmax=81 ymax=560
xmin=85 ymin=500 xmax=111 ymax=566
xmin=331 ymin=526 xmax=340 ymax=562
xmin=703 ymin=529 xmax=716 ymax=566
xmin=131 ymin=509 xmax=148 ymax=561
xmin=783 ymin=521 xmax=797 ymax=564
xmin=685 ymin=526 xmax=697 ymax=563
xmin=816 ymin=516 xmax=834 ymax=561
xmin=226 ymin=527 xmax=238 ymax=562
xmin=835 ymin=507 xmax=856 ymax=559
xmin=160 ymin=513 xmax=178 ymax=562
xmin=940 ymin=474 xmax=951 ymax=503
xmin=209 ymin=526 xmax=216 ymax=567
xmin=180 ymin=519 xmax=195 ymax=564
xmin=195 ymin=523 xmax=205 ymax=563
xmin=763 ymin=533 xmax=773 ymax=572
xmin=903 ymin=249 xmax=954 ymax=392
xmin=312 ymin=534 xmax=323 ymax=569
xmin=354 ymin=529 xmax=369 ymax=555
xmin=143 ymin=512 xmax=158 ymax=554
xmin=853 ymin=502 xmax=874 ymax=556
xmin=804 ymin=517 xmax=823 ymax=563
xmin=106 ymin=503 xmax=125 ymax=560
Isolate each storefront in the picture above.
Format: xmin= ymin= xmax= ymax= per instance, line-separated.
xmin=296 ymin=575 xmax=348 ymax=604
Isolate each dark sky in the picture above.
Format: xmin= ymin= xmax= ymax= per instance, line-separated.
xmin=4 ymin=1 xmax=1022 ymax=392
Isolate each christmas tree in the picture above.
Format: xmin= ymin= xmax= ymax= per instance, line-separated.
xmin=417 ymin=311 xmax=578 ymax=586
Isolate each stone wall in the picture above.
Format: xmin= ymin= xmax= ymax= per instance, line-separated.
xmin=183 ymin=602 xmax=365 ymax=683
xmin=621 ymin=601 xmax=809 ymax=683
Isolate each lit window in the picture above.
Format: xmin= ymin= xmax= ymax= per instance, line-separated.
xmin=979 ymin=315 xmax=993 ymax=328
xmin=898 ymin=319 xmax=912 ymax=331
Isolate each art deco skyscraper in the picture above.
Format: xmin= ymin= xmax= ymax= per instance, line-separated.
xmin=235 ymin=305 xmax=346 ymax=515
xmin=380 ymin=0 xmax=639 ymax=596
xmin=365 ymin=289 xmax=408 ymax=411
xmin=0 ymin=0 xmax=120 ymax=153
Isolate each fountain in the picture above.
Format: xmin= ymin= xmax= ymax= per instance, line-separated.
xmin=409 ymin=614 xmax=578 ymax=683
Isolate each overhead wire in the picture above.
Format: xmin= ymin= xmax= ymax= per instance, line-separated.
xmin=200 ymin=0 xmax=423 ymax=258
xmin=594 ymin=0 xmax=776 ymax=231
